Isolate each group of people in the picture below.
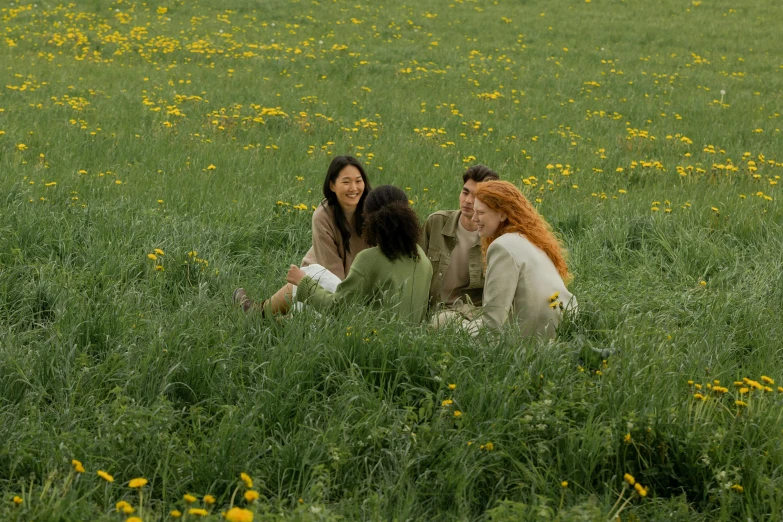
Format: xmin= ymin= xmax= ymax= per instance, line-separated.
xmin=233 ymin=156 xmax=577 ymax=338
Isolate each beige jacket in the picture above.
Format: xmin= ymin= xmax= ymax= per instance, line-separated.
xmin=301 ymin=201 xmax=368 ymax=280
xmin=479 ymin=233 xmax=576 ymax=338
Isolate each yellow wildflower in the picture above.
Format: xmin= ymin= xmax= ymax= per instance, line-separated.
xmin=761 ymin=376 xmax=774 ymax=385
xmin=13 ymin=496 xmax=23 ymax=505
xmin=116 ymin=500 xmax=134 ymax=513
xmin=170 ymin=510 xmax=182 ymax=518
xmin=442 ymin=399 xmax=453 ymax=407
xmin=189 ymin=508 xmax=208 ymax=516
xmin=129 ymin=478 xmax=148 ymax=489
xmin=183 ymin=493 xmax=197 ymax=503
xmin=244 ymin=490 xmax=260 ymax=502
xmin=634 ymin=483 xmax=648 ymax=497
xmin=623 ymin=433 xmax=632 ymax=443
xmin=453 ymin=410 xmax=462 ymax=418
xmin=203 ymin=495 xmax=215 ymax=505
xmin=154 ymin=248 xmax=165 ymax=256
xmin=240 ymin=472 xmax=253 ymax=489
xmin=207 ymin=164 xmax=217 ymax=170
xmin=623 ymin=473 xmax=636 ymax=485
xmin=225 ymin=507 xmax=254 ymax=522
xmin=127 ymin=518 xmax=143 ymax=522
xmin=72 ymin=459 xmax=85 ymax=473
xmin=735 ymin=400 xmax=748 ymax=407
xmin=561 ymin=481 xmax=568 ymax=488
xmin=147 ymin=253 xmax=157 ymax=261
xmin=731 ymin=484 xmax=744 ymax=493
xmin=97 ymin=470 xmax=114 ymax=483
xmin=448 ymin=383 xmax=457 ymax=390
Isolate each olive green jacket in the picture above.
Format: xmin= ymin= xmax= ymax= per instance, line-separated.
xmin=419 ymin=210 xmax=485 ymax=309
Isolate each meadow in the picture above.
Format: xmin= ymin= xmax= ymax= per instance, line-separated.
xmin=1 ymin=0 xmax=783 ymax=520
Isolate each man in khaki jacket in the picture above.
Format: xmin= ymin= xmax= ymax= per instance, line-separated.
xmin=419 ymin=165 xmax=500 ymax=311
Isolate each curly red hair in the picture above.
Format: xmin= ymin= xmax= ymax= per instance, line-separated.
xmin=475 ymin=180 xmax=570 ymax=281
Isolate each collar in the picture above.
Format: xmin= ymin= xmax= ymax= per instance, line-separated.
xmin=441 ymin=209 xmax=462 ymax=238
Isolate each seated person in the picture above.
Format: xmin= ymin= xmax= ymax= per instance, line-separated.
xmin=460 ymin=180 xmax=577 ymax=338
xmin=234 ymin=155 xmax=370 ymax=315
xmin=286 ymin=185 xmax=433 ymax=324
xmin=420 ymin=165 xmax=500 ymax=313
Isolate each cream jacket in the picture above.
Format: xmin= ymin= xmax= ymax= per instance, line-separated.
xmin=478 ymin=233 xmax=576 ymax=338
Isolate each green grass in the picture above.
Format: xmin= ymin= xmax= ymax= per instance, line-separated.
xmin=1 ymin=0 xmax=783 ymax=520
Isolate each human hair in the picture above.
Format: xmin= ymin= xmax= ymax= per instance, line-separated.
xmin=463 ymin=164 xmax=500 ymax=184
xmin=363 ymin=185 xmax=420 ymax=262
xmin=475 ymin=180 xmax=570 ymax=281
xmin=322 ymin=156 xmax=371 ymax=256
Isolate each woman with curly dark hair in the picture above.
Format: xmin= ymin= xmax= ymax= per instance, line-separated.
xmin=286 ymin=185 xmax=433 ymax=323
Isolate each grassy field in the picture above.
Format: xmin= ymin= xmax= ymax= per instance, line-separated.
xmin=2 ymin=0 xmax=783 ymax=520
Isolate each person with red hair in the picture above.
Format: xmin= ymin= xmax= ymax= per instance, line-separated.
xmin=460 ymin=180 xmax=577 ymax=337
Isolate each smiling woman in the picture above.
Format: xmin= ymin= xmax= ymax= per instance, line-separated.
xmin=233 ymin=156 xmax=372 ymax=315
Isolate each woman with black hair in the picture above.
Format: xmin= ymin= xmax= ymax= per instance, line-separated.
xmin=234 ymin=156 xmax=371 ymax=315
xmin=286 ymin=185 xmax=433 ymax=323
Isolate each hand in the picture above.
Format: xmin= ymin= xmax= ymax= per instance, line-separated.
xmin=286 ymin=264 xmax=307 ymax=286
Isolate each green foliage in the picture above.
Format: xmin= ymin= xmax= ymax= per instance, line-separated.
xmin=1 ymin=0 xmax=783 ymax=520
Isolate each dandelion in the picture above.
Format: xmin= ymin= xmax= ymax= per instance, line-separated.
xmin=623 ymin=433 xmax=632 ymax=443
xmin=116 ymin=500 xmax=135 ymax=514
xmin=731 ymin=484 xmax=744 ymax=493
xmin=13 ymin=496 xmax=23 ymax=505
xmin=623 ymin=473 xmax=635 ymax=486
xmin=207 ymin=164 xmax=217 ymax=170
xmin=453 ymin=410 xmax=462 ymax=418
xmin=97 ymin=470 xmax=114 ymax=483
xmin=147 ymin=253 xmax=157 ymax=261
xmin=72 ymin=459 xmax=85 ymax=473
xmin=240 ymin=472 xmax=253 ymax=489
xmin=735 ymin=400 xmax=748 ymax=407
xmin=17 ymin=143 xmax=28 ymax=151
xmin=170 ymin=510 xmax=182 ymax=518
xmin=699 ymin=281 xmax=707 ymax=287
xmin=634 ymin=483 xmax=648 ymax=497
xmin=154 ymin=249 xmax=165 ymax=256
xmin=244 ymin=490 xmax=260 ymax=502
xmin=441 ymin=399 xmax=453 ymax=407
xmin=129 ymin=478 xmax=148 ymax=489
xmin=188 ymin=508 xmax=208 ymax=516
xmin=448 ymin=383 xmax=457 ymax=390
xmin=127 ymin=518 xmax=143 ymax=522
xmin=183 ymin=493 xmax=197 ymax=503
xmin=761 ymin=376 xmax=775 ymax=385
xmin=225 ymin=507 xmax=254 ymax=522
xmin=561 ymin=481 xmax=568 ymax=488
xmin=203 ymin=495 xmax=215 ymax=505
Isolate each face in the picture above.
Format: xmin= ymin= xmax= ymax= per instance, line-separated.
xmin=472 ymin=197 xmax=506 ymax=238
xmin=459 ymin=179 xmax=479 ymax=219
xmin=329 ymin=165 xmax=365 ymax=210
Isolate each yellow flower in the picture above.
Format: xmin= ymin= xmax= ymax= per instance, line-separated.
xmin=634 ymin=483 xmax=648 ymax=497
xmin=184 ymin=493 xmax=198 ymax=503
xmin=170 ymin=510 xmax=182 ymax=518
xmin=116 ymin=500 xmax=134 ymax=513
xmin=699 ymin=280 xmax=707 ymax=287
xmin=203 ymin=495 xmax=215 ymax=505
xmin=72 ymin=459 xmax=85 ymax=473
xmin=453 ymin=410 xmax=462 ymax=418
xmin=225 ymin=507 xmax=254 ymax=522
xmin=441 ymin=399 xmax=453 ymax=407
xmin=147 ymin=253 xmax=157 ymax=261
xmin=13 ymin=496 xmax=23 ymax=505
xmin=129 ymin=478 xmax=148 ymax=489
xmin=548 ymin=291 xmax=560 ymax=302
xmin=483 ymin=442 xmax=494 ymax=451
xmin=244 ymin=490 xmax=260 ymax=502
xmin=17 ymin=143 xmax=28 ymax=151
xmin=448 ymin=383 xmax=456 ymax=390
xmin=127 ymin=518 xmax=143 ymax=522
xmin=561 ymin=481 xmax=568 ymax=488
xmin=240 ymin=472 xmax=253 ymax=489
xmin=97 ymin=470 xmax=114 ymax=483
xmin=735 ymin=400 xmax=748 ymax=407
xmin=761 ymin=375 xmax=775 ymax=385
xmin=207 ymin=164 xmax=217 ymax=170
xmin=154 ymin=248 xmax=165 ymax=256
xmin=731 ymin=484 xmax=744 ymax=493
xmin=739 ymin=387 xmax=749 ymax=394
xmin=623 ymin=433 xmax=632 ymax=443
xmin=623 ymin=473 xmax=635 ymax=486
xmin=189 ymin=508 xmax=208 ymax=516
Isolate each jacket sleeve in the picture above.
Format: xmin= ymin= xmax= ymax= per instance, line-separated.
xmin=481 ymin=242 xmax=520 ymax=329
xmin=311 ymin=208 xmax=346 ymax=280
xmin=296 ymin=264 xmax=368 ymax=313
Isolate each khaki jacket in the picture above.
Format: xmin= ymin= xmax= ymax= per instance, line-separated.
xmin=419 ymin=210 xmax=485 ymax=309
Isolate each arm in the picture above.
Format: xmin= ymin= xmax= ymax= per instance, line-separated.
xmin=295 ymin=263 xmax=368 ymax=314
xmin=311 ymin=207 xmax=347 ymax=280
xmin=481 ymin=242 xmax=521 ymax=329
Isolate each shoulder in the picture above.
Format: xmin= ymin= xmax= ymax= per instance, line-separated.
xmin=424 ymin=210 xmax=456 ymax=225
xmin=312 ymin=201 xmax=334 ymax=225
xmin=352 ymin=246 xmax=381 ymax=266
xmin=488 ymin=233 xmax=530 ymax=258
